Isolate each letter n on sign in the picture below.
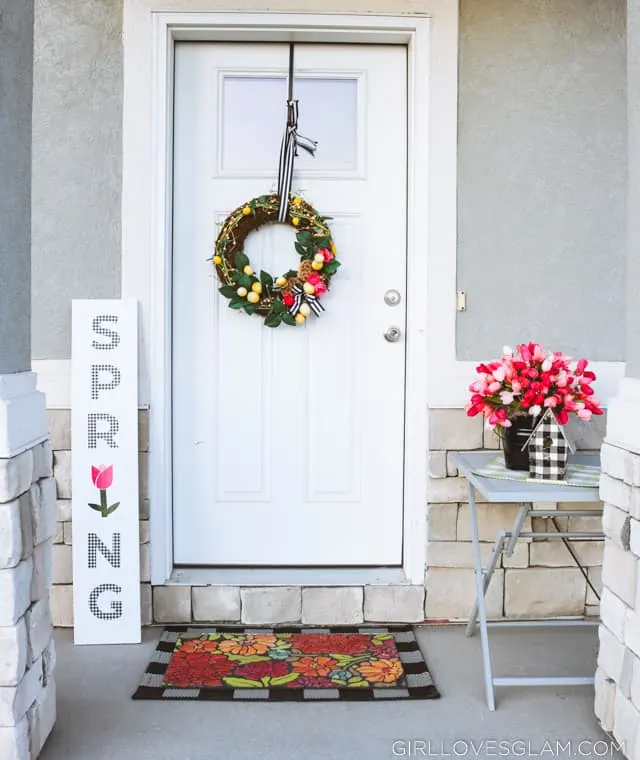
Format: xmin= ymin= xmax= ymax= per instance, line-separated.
xmin=71 ymin=300 xmax=140 ymax=645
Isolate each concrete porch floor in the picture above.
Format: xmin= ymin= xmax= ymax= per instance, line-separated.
xmin=40 ymin=624 xmax=621 ymax=760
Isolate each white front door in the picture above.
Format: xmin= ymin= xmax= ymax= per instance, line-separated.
xmin=172 ymin=42 xmax=407 ymax=566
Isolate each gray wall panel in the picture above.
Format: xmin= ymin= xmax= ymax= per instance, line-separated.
xmin=628 ymin=0 xmax=640 ymax=378
xmin=0 ymin=0 xmax=34 ymax=373
xmin=31 ymin=0 xmax=122 ymax=360
xmin=457 ymin=0 xmax=626 ymax=361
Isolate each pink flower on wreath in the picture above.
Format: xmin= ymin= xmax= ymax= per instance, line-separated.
xmin=91 ymin=465 xmax=113 ymax=490
xmin=306 ymin=273 xmax=328 ymax=296
xmin=318 ymin=248 xmax=334 ymax=263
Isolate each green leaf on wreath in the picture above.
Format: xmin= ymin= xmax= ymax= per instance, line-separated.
xmin=218 ymin=285 xmax=237 ymax=298
xmin=316 ymin=236 xmax=331 ymax=248
xmin=236 ymin=273 xmax=253 ymax=289
xmin=243 ymin=304 xmax=258 ymax=315
xmin=260 ymin=270 xmax=274 ymax=289
xmin=234 ymin=251 xmax=250 ymax=270
xmin=264 ymin=314 xmax=282 ymax=328
xmin=294 ymin=242 xmax=307 ymax=256
xmin=271 ymin=299 xmax=285 ymax=315
xmin=285 ymin=270 xmax=298 ymax=279
xmin=282 ymin=313 xmax=296 ymax=326
xmin=229 ymin=299 xmax=247 ymax=310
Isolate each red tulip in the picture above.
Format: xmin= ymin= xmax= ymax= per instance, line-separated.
xmin=91 ymin=465 xmax=113 ymax=490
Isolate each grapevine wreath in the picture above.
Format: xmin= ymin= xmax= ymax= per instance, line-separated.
xmin=212 ymin=193 xmax=341 ymax=328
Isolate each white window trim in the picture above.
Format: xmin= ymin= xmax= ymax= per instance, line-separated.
xmin=119 ymin=7 xmax=457 ymax=586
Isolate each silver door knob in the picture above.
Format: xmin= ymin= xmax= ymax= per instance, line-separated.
xmin=384 ymin=289 xmax=401 ymax=306
xmin=384 ymin=327 xmax=402 ymax=343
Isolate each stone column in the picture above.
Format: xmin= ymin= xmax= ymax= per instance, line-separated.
xmin=594 ymin=3 xmax=640 ymax=757
xmin=0 ymin=1 xmax=57 ymax=758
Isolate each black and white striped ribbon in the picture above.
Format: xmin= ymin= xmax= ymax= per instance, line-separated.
xmin=289 ymin=284 xmax=325 ymax=318
xmin=276 ymin=45 xmax=318 ymax=223
xmin=277 ymin=101 xmax=317 ymax=222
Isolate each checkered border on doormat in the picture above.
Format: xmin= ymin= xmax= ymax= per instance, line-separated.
xmin=132 ymin=625 xmax=440 ymax=701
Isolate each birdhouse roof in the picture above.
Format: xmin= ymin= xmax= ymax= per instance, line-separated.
xmin=520 ymin=408 xmax=577 ymax=453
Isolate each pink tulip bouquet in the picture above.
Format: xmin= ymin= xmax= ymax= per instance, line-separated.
xmin=466 ymin=342 xmax=603 ymax=432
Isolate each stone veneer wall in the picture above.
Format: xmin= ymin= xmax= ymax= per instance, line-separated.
xmin=0 ymin=439 xmax=57 ymax=760
xmin=48 ymin=408 xmax=606 ymax=626
xmin=426 ymin=410 xmax=606 ymax=621
xmin=594 ymin=442 xmax=640 ymax=759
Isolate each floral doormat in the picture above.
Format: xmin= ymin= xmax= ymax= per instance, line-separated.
xmin=132 ymin=625 xmax=439 ymax=702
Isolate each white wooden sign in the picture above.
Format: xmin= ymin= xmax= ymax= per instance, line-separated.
xmin=71 ymin=300 xmax=141 ymax=644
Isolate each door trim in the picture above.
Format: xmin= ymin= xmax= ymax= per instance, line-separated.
xmin=120 ymin=8 xmax=458 ymax=585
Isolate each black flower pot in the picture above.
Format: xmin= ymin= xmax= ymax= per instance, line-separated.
xmin=502 ymin=415 xmax=539 ymax=471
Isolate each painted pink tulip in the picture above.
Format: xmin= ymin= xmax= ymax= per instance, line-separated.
xmin=91 ymin=465 xmax=113 ymax=490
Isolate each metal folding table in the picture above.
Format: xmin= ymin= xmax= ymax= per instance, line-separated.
xmin=454 ymin=451 xmax=602 ymax=710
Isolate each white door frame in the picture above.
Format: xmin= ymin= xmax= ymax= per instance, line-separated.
xmin=121 ymin=8 xmax=459 ymax=586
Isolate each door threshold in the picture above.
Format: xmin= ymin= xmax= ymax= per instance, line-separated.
xmin=168 ymin=567 xmax=409 ymax=587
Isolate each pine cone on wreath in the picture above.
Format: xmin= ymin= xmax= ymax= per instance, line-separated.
xmin=298 ymin=261 xmax=313 ymax=280
xmin=282 ymin=277 xmax=301 ymax=296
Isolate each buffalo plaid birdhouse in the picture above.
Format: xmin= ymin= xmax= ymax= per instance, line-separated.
xmin=521 ymin=408 xmax=575 ymax=480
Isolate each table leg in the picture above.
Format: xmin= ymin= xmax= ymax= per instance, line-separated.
xmin=466 ymin=530 xmax=506 ymax=638
xmin=467 ymin=482 xmax=496 ymax=711
xmin=505 ymin=504 xmax=529 ymax=556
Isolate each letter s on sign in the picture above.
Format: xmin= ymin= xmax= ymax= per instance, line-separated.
xmin=92 ymin=315 xmax=120 ymax=350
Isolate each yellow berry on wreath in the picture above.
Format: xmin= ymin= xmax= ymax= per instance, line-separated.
xmin=246 ymin=291 xmax=260 ymax=304
xmin=299 ymin=303 xmax=311 ymax=317
xmin=294 ymin=313 xmax=306 ymax=325
xmin=251 ymin=282 xmax=262 ymax=294
xmin=243 ymin=265 xmax=254 ymax=276
xmin=242 ymin=206 xmax=251 ymax=216
xmin=213 ymin=255 xmax=222 ymax=265
xmin=275 ymin=276 xmax=287 ymax=287
xmin=303 ymin=282 xmax=315 ymax=295
xmin=292 ymin=197 xmax=302 ymax=206
xmin=236 ymin=287 xmax=248 ymax=297
xmin=311 ymin=260 xmax=323 ymax=271
xmin=292 ymin=217 xmax=300 ymax=226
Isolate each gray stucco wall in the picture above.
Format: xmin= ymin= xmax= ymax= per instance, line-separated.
xmin=29 ymin=0 xmax=628 ymax=365
xmin=628 ymin=0 xmax=640 ymax=378
xmin=31 ymin=0 xmax=122 ymax=360
xmin=457 ymin=0 xmax=627 ymax=361
xmin=0 ymin=0 xmax=34 ymax=374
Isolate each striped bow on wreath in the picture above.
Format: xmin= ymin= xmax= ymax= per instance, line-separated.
xmin=288 ymin=284 xmax=325 ymax=318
